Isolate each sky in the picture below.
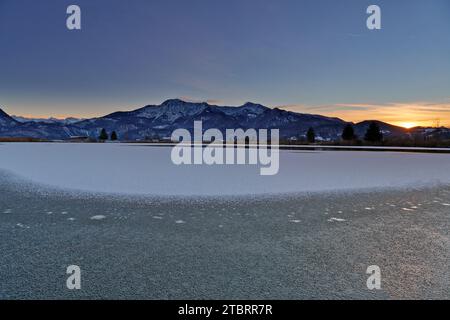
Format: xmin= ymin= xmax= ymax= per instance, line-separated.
xmin=0 ymin=0 xmax=449 ymax=127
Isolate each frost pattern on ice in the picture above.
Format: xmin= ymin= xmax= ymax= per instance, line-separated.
xmin=327 ymin=217 xmax=346 ymax=222
xmin=90 ymin=215 xmax=106 ymax=220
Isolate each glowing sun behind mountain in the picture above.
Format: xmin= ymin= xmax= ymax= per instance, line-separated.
xmin=398 ymin=122 xmax=418 ymax=129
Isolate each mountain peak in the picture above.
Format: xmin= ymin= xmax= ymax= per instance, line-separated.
xmin=0 ymin=107 xmax=18 ymax=126
xmin=239 ymin=102 xmax=268 ymax=114
xmin=160 ymin=98 xmax=208 ymax=110
xmin=160 ymin=98 xmax=211 ymax=107
xmin=161 ymin=98 xmax=187 ymax=106
xmin=0 ymin=107 xmax=9 ymax=117
xmin=242 ymin=102 xmax=263 ymax=107
xmin=133 ymin=98 xmax=209 ymax=121
xmin=0 ymin=107 xmax=15 ymax=120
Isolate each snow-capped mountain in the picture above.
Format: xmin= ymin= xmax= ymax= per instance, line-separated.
xmin=12 ymin=116 xmax=84 ymax=125
xmin=0 ymin=99 xmax=407 ymax=141
xmin=133 ymin=99 xmax=209 ymax=121
xmin=71 ymin=99 xmax=348 ymax=140
xmin=0 ymin=107 xmax=83 ymax=139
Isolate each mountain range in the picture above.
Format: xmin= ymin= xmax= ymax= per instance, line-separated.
xmin=0 ymin=99 xmax=425 ymax=141
xmin=12 ymin=115 xmax=84 ymax=125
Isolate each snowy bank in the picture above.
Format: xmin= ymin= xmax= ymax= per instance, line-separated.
xmin=0 ymin=143 xmax=449 ymax=196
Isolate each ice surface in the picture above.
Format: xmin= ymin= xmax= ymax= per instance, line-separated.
xmin=90 ymin=215 xmax=106 ymax=220
xmin=327 ymin=218 xmax=346 ymax=222
xmin=0 ymin=143 xmax=450 ymax=196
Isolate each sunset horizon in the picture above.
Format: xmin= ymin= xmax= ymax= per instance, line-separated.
xmin=4 ymin=98 xmax=450 ymax=129
xmin=2 ymin=0 xmax=449 ymax=131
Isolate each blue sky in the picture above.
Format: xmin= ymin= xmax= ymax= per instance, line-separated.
xmin=0 ymin=0 xmax=449 ymax=126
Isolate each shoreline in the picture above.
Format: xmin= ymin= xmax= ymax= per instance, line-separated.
xmin=3 ymin=140 xmax=450 ymax=153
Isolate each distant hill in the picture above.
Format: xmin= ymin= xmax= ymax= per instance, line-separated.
xmin=353 ymin=120 xmax=408 ymax=138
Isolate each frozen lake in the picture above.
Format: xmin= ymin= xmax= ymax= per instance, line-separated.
xmin=0 ymin=143 xmax=450 ymax=196
xmin=1 ymin=143 xmax=449 ymax=299
xmin=1 ymin=172 xmax=449 ymax=299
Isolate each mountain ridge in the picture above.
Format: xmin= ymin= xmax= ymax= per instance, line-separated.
xmin=0 ymin=100 xmax=420 ymax=141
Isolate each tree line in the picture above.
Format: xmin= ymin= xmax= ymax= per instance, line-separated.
xmin=306 ymin=121 xmax=383 ymax=144
xmin=97 ymin=122 xmax=385 ymax=144
xmin=98 ymin=128 xmax=118 ymax=141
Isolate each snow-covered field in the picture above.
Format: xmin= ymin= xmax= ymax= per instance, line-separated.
xmin=0 ymin=143 xmax=449 ymax=196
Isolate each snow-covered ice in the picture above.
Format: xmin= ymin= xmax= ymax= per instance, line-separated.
xmin=90 ymin=215 xmax=106 ymax=220
xmin=16 ymin=223 xmax=30 ymax=229
xmin=327 ymin=218 xmax=346 ymax=222
xmin=0 ymin=143 xmax=450 ymax=196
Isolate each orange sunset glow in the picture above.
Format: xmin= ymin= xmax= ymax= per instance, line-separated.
xmin=283 ymin=101 xmax=450 ymax=128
